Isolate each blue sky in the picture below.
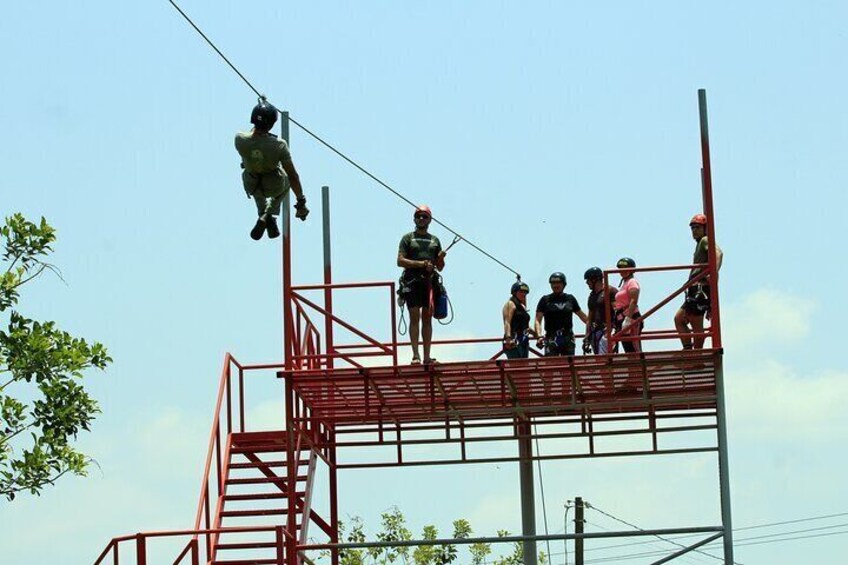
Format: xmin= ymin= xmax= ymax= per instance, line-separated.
xmin=1 ymin=1 xmax=846 ymax=563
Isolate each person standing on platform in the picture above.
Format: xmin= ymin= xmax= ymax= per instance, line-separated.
xmin=582 ymin=267 xmax=618 ymax=355
xmin=613 ymin=257 xmax=643 ymax=353
xmin=397 ymin=205 xmax=446 ymax=365
xmin=235 ymin=98 xmax=309 ymax=240
xmin=535 ymin=273 xmax=588 ymax=356
xmin=502 ymin=281 xmax=536 ymax=359
xmin=674 ymin=214 xmax=724 ymax=349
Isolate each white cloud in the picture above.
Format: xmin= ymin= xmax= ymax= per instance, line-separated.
xmin=722 ymin=288 xmax=815 ymax=348
xmin=727 ymin=360 xmax=848 ymax=441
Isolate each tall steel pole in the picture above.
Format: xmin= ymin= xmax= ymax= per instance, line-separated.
xmin=714 ymin=355 xmax=734 ymax=563
xmin=281 ymin=111 xmax=293 ymax=370
xmin=698 ymin=89 xmax=722 ymax=349
xmin=322 ymin=185 xmax=340 ymax=565
xmin=322 ymin=186 xmax=334 ymax=370
xmin=517 ymin=419 xmax=537 ymax=565
xmin=698 ymin=90 xmax=734 ymax=563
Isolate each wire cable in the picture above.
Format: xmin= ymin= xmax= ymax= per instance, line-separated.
xmin=585 ymin=502 xmax=731 ymax=564
xmin=166 ymin=0 xmax=522 ymax=280
xmin=532 ymin=425 xmax=552 ymax=563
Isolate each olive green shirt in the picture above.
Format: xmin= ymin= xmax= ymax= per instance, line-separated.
xmin=692 ymin=236 xmax=721 ymax=277
xmin=234 ymin=131 xmax=293 ymax=174
xmin=399 ymin=232 xmax=442 ymax=278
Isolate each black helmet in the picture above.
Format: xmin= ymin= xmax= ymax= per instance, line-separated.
xmin=251 ymin=100 xmax=278 ymax=129
xmin=616 ymin=257 xmax=636 ymax=269
xmin=511 ymin=281 xmax=530 ymax=295
xmin=584 ymin=267 xmax=603 ymax=281
xmin=549 ymin=272 xmax=566 ymax=285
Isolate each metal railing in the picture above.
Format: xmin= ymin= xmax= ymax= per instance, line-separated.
xmin=94 ymin=525 xmax=296 ymax=565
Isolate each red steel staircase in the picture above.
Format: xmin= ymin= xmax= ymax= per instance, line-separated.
xmin=210 ymin=431 xmax=319 ymax=564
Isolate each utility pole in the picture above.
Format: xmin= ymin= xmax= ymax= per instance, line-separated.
xmin=574 ymin=497 xmax=585 ymax=565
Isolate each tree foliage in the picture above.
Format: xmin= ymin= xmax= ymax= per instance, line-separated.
xmin=0 ymin=213 xmax=111 ymax=501
xmin=332 ymin=509 xmax=547 ymax=565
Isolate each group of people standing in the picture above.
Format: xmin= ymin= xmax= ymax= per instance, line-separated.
xmin=500 ymin=213 xmax=722 ymax=359
xmin=502 ymin=258 xmax=643 ymax=360
xmin=396 ymin=207 xmax=723 ymax=364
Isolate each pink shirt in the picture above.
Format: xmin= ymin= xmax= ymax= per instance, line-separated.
xmin=615 ymin=278 xmax=640 ymax=311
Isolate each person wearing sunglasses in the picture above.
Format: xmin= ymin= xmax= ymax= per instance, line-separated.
xmin=674 ymin=214 xmax=724 ymax=349
xmin=397 ymin=205 xmax=447 ymax=364
xmin=235 ymin=98 xmax=309 ymax=240
xmin=502 ymin=281 xmax=536 ymax=359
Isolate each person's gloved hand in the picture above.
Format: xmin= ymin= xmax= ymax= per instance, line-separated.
xmin=294 ymin=197 xmax=309 ymax=221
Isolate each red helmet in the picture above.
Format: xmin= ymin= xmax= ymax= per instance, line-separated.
xmin=689 ymin=213 xmax=708 ymax=226
xmin=414 ymin=205 xmax=432 ymax=219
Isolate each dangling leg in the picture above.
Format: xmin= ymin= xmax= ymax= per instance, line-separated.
xmin=263 ymin=172 xmax=288 ymax=239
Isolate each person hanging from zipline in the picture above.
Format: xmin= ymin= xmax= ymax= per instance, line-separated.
xmin=396 ymin=205 xmax=447 ymax=365
xmin=235 ymin=98 xmax=309 ymax=240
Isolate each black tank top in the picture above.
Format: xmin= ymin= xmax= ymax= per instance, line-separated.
xmin=510 ymin=297 xmax=530 ymax=336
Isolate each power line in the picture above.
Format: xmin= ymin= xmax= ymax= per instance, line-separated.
xmin=583 ymin=520 xmax=711 ymax=565
xmin=552 ymin=508 xmax=848 ymax=557
xmin=585 ymin=502 xmax=729 ymax=564
xmin=734 ymin=511 xmax=848 ymax=532
xmin=165 ymin=0 xmax=522 ymax=279
xmin=545 ymin=514 xmax=848 ymax=564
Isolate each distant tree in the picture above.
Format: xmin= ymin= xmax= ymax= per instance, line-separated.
xmin=490 ymin=530 xmax=547 ymax=565
xmin=338 ymin=516 xmax=368 ymax=565
xmin=0 ymin=214 xmax=111 ymax=501
xmin=371 ymin=506 xmax=413 ymax=563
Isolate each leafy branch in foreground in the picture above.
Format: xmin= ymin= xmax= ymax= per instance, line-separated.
xmin=1 ymin=213 xmax=111 ymax=501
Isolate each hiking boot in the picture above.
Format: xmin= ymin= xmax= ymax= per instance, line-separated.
xmin=250 ymin=217 xmax=266 ymax=240
xmin=266 ymin=215 xmax=280 ymax=239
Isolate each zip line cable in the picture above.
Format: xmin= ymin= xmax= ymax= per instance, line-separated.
xmin=166 ymin=0 xmax=522 ymax=280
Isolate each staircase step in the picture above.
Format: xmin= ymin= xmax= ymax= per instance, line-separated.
xmin=211 ymin=560 xmax=280 ymax=565
xmin=220 ymin=508 xmax=304 ymax=519
xmin=231 ymin=445 xmax=288 ymax=454
xmin=226 ymin=477 xmax=308 ymax=486
xmin=229 ymin=460 xmax=310 ymax=470
xmin=223 ymin=492 xmax=287 ymax=502
xmin=231 ymin=432 xmax=287 ymax=449
xmin=215 ymin=541 xmax=277 ymax=551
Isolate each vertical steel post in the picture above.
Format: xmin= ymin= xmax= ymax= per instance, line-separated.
xmin=135 ymin=534 xmax=146 ymax=565
xmin=714 ymin=355 xmax=735 ymax=563
xmin=517 ymin=419 xmax=537 ymax=565
xmin=330 ymin=436 xmax=340 ymax=565
xmin=574 ymin=497 xmax=584 ymax=565
xmin=281 ymin=111 xmax=294 ymax=369
xmin=697 ymin=90 xmax=722 ymax=349
xmin=322 ymin=186 xmax=334 ymax=369
xmin=191 ymin=539 xmax=199 ymax=565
